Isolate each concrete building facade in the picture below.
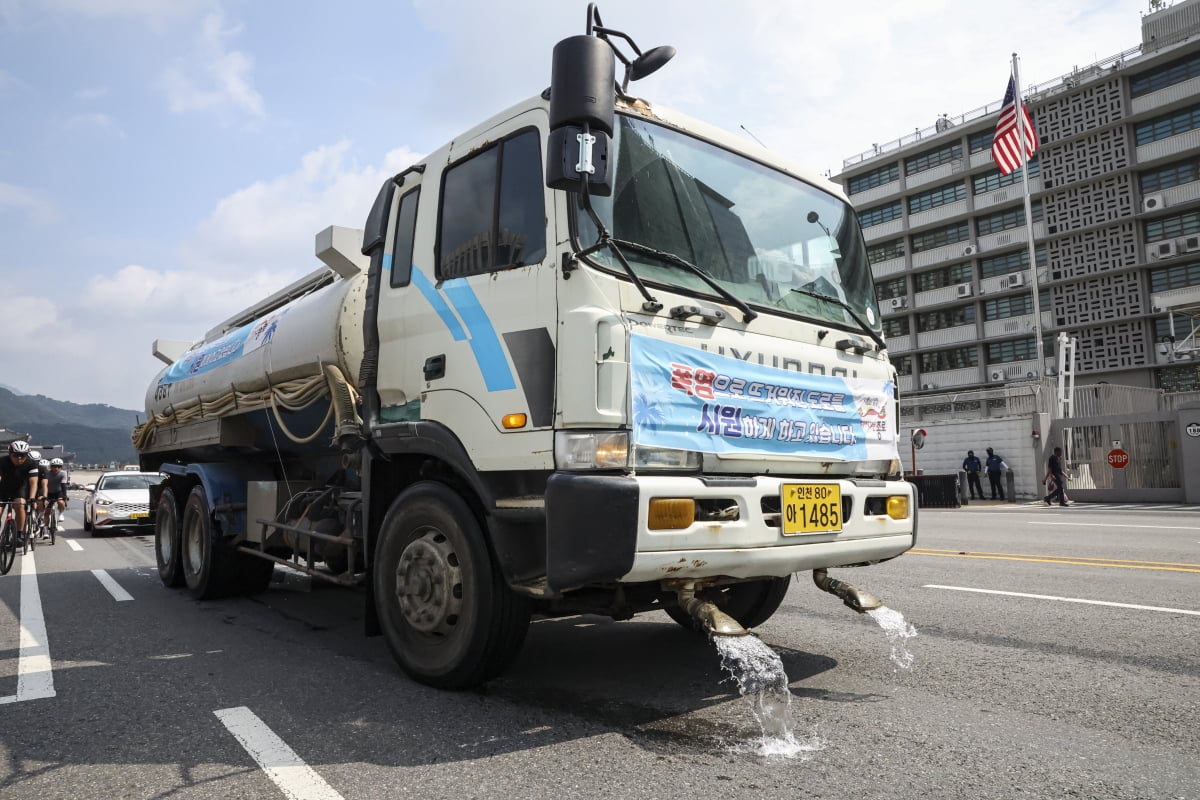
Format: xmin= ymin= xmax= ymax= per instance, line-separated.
xmin=836 ymin=0 xmax=1200 ymax=434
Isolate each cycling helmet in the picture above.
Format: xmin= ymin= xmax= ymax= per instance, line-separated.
xmin=8 ymin=441 xmax=30 ymax=455
xmin=29 ymin=450 xmax=41 ymax=460
xmin=39 ymin=459 xmax=50 ymax=468
xmin=50 ymin=458 xmax=63 ymax=467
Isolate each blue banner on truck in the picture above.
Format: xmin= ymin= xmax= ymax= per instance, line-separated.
xmin=629 ymin=334 xmax=897 ymax=461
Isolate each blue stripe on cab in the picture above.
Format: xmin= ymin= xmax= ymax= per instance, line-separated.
xmin=411 ymin=269 xmax=467 ymax=341
xmin=442 ymin=279 xmax=516 ymax=392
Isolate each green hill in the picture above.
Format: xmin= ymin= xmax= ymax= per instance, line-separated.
xmin=0 ymin=387 xmax=142 ymax=465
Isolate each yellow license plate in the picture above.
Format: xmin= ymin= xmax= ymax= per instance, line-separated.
xmin=130 ymin=512 xmax=149 ymax=519
xmin=781 ymin=483 xmax=842 ymax=535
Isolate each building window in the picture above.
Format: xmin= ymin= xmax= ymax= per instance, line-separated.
xmin=1130 ymin=52 xmax=1200 ymax=98
xmin=848 ymin=162 xmax=899 ymax=195
xmin=1158 ymin=363 xmax=1200 ymax=391
xmin=867 ymin=238 xmax=905 ymax=264
xmin=883 ymin=317 xmax=910 ymax=338
xmin=979 ymin=246 xmax=1046 ymax=278
xmin=919 ymin=346 xmax=978 ymax=372
xmin=917 ymin=305 xmax=976 ymax=332
xmin=911 ymin=221 xmax=970 ymax=253
xmin=892 ymin=355 xmax=913 ymax=376
xmin=859 ymin=200 xmax=903 ymax=228
xmin=1149 ymin=261 xmax=1200 ymax=291
xmin=972 ymin=160 xmax=1041 ymax=194
xmin=1135 ymin=103 xmax=1200 ymax=147
xmin=983 ymin=294 xmax=1033 ymax=321
xmin=986 ymin=337 xmax=1036 ymax=363
xmin=915 ymin=262 xmax=973 ymax=291
xmin=1155 ymin=316 xmax=1193 ymax=340
xmin=908 ymin=182 xmax=965 ymax=214
xmin=1145 ymin=210 xmax=1200 ymax=242
xmin=968 ymin=129 xmax=994 ymax=154
xmin=905 ymin=142 xmax=963 ymax=175
xmin=876 ymin=276 xmax=907 ymax=299
xmin=1140 ymin=156 xmax=1200 ymax=193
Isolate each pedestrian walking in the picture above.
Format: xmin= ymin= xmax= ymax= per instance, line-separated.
xmin=984 ymin=447 xmax=1008 ymax=500
xmin=1043 ymin=446 xmax=1070 ymax=507
xmin=962 ymin=450 xmax=984 ymax=499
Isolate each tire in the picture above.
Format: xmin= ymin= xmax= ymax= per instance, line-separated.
xmin=0 ymin=519 xmax=16 ymax=575
xmin=664 ymin=575 xmax=793 ymax=633
xmin=180 ymin=485 xmax=237 ymax=600
xmin=83 ymin=506 xmax=93 ymax=533
xmin=374 ymin=482 xmax=531 ymax=689
xmin=155 ymin=487 xmax=185 ymax=587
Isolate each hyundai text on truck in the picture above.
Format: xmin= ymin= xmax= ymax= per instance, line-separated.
xmin=133 ymin=6 xmax=917 ymax=689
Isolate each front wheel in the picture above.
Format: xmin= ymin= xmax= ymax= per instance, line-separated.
xmin=374 ymin=482 xmax=531 ymax=689
xmin=0 ymin=519 xmax=16 ymax=575
xmin=664 ymin=575 xmax=793 ymax=633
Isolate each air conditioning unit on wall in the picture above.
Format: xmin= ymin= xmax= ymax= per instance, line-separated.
xmin=956 ymin=283 xmax=973 ymax=298
xmin=988 ymin=369 xmax=1005 ymax=381
xmin=1143 ymin=193 xmax=1165 ymax=213
xmin=1007 ymin=272 xmax=1025 ymax=287
xmin=1153 ymin=240 xmax=1178 ymax=259
xmin=962 ymin=244 xmax=978 ymax=256
xmin=921 ymin=383 xmax=937 ymax=390
xmin=888 ymin=297 xmax=908 ymax=310
xmin=1184 ymin=235 xmax=1200 ymax=253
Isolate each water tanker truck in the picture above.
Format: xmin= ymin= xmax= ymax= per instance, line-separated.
xmin=134 ymin=5 xmax=916 ymax=689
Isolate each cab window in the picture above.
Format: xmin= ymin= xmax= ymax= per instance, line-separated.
xmin=437 ymin=129 xmax=546 ymax=278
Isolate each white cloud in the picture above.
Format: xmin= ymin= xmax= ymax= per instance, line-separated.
xmin=183 ymin=141 xmax=423 ymax=280
xmin=75 ymin=86 xmax=109 ymax=100
xmin=160 ymin=10 xmax=263 ymax=121
xmin=0 ymin=181 xmax=55 ymax=225
xmin=64 ymin=112 xmax=125 ymax=138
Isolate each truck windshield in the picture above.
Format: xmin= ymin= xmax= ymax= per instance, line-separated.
xmin=575 ymin=115 xmax=880 ymax=332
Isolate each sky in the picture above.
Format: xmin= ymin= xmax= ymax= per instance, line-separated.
xmin=0 ymin=0 xmax=1148 ymax=412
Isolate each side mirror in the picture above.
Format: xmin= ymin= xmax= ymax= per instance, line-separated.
xmin=546 ymin=34 xmax=615 ymax=196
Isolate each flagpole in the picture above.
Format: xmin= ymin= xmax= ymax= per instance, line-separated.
xmin=1012 ymin=52 xmax=1046 ymax=373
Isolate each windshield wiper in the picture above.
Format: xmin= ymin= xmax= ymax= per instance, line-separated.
xmin=609 ymin=238 xmax=758 ymax=323
xmin=789 ymin=288 xmax=886 ymax=352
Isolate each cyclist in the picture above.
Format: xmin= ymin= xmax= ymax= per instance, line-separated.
xmin=46 ymin=458 xmax=69 ymax=531
xmin=0 ymin=441 xmax=40 ymax=536
xmin=30 ymin=451 xmax=49 ymax=534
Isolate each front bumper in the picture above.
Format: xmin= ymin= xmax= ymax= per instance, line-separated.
xmin=544 ymin=472 xmax=915 ymax=590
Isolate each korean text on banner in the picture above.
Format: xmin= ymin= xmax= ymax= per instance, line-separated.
xmin=630 ymin=335 xmax=897 ymax=462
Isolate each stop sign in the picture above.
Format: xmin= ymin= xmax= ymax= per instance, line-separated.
xmin=1107 ymin=448 xmax=1130 ymax=468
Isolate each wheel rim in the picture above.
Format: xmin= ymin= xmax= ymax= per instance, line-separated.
xmin=394 ymin=530 xmax=463 ymax=636
xmin=183 ymin=511 xmax=203 ymax=576
xmin=158 ymin=512 xmax=175 ymax=565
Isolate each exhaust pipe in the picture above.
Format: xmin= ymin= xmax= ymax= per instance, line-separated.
xmin=813 ymin=568 xmax=883 ymax=614
xmin=676 ymin=584 xmax=750 ymax=637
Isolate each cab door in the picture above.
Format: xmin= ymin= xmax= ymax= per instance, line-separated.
xmin=374 ymin=108 xmax=558 ymax=472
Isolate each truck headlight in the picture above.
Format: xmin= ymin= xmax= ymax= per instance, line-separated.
xmin=633 ymin=445 xmax=700 ymax=471
xmin=554 ymin=431 xmax=629 ymax=470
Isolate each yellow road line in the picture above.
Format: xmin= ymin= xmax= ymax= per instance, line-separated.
xmin=909 ymin=548 xmax=1200 ymax=573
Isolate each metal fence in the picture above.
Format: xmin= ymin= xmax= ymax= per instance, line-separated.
xmin=1066 ymin=419 xmax=1180 ymax=490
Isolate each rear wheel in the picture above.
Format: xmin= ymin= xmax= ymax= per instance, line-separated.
xmin=664 ymin=575 xmax=793 ymax=633
xmin=181 ymin=485 xmax=237 ymax=600
xmin=155 ymin=487 xmax=185 ymax=587
xmin=374 ymin=482 xmax=531 ymax=689
xmin=0 ymin=519 xmax=16 ymax=575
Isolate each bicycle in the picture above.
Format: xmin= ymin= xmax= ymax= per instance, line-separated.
xmin=0 ymin=502 xmax=18 ymax=575
xmin=22 ymin=502 xmax=38 ymax=555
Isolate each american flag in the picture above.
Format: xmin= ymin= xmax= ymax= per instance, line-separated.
xmin=991 ymin=76 xmax=1038 ymax=176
